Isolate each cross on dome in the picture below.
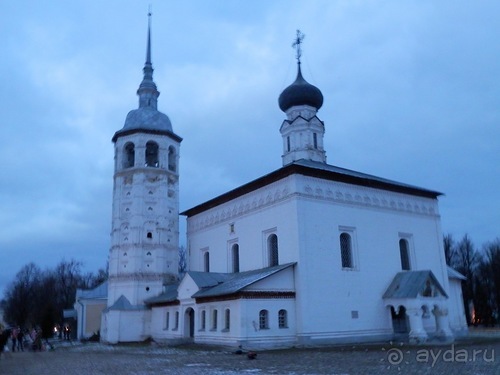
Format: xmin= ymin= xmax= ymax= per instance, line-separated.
xmin=292 ymin=30 xmax=305 ymax=64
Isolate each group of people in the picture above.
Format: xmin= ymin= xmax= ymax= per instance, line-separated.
xmin=0 ymin=326 xmax=44 ymax=355
xmin=0 ymin=324 xmax=73 ymax=357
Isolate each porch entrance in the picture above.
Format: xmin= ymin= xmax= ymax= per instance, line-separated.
xmin=391 ymin=306 xmax=409 ymax=334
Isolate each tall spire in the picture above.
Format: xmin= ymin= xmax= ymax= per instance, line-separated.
xmin=137 ymin=7 xmax=159 ymax=110
xmin=146 ymin=7 xmax=152 ymax=66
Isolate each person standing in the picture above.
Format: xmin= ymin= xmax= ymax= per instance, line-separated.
xmin=16 ymin=328 xmax=24 ymax=352
xmin=10 ymin=327 xmax=18 ymax=352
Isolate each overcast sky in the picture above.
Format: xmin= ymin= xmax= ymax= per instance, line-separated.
xmin=1 ymin=0 xmax=499 ymax=298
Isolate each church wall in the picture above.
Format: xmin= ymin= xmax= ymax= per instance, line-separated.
xmin=292 ymin=175 xmax=450 ymax=342
xmin=149 ymin=269 xmax=297 ymax=347
xmin=150 ymin=306 xmax=184 ymax=341
xmin=448 ymin=278 xmax=468 ymax=334
xmin=184 ymin=171 xmax=455 ymax=345
xmin=193 ymin=298 xmax=297 ymax=349
xmin=101 ymin=309 xmax=151 ymax=343
xmin=186 ymin=177 xmax=301 ymax=273
xmin=117 ymin=310 xmax=151 ymax=342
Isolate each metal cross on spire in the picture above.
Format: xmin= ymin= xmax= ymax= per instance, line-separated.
xmin=146 ymin=6 xmax=153 ymax=65
xmin=292 ymin=30 xmax=305 ymax=64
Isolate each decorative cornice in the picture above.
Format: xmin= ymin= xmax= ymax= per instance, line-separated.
xmin=182 ymin=162 xmax=441 ymax=219
xmin=187 ymin=175 xmax=439 ymax=233
xmin=109 ymin=272 xmax=176 ymax=283
xmin=112 ymin=128 xmax=183 ymax=143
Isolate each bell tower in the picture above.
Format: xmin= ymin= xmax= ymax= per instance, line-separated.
xmin=102 ymin=13 xmax=182 ymax=343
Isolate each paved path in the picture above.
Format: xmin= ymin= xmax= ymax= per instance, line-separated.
xmin=1 ymin=337 xmax=499 ymax=374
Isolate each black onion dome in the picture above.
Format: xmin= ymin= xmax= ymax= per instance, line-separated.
xmin=278 ymin=64 xmax=323 ymax=112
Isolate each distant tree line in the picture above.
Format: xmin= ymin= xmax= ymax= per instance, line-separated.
xmin=1 ymin=259 xmax=107 ymax=338
xmin=444 ymin=234 xmax=500 ymax=326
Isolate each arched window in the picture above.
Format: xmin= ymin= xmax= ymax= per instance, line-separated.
xmin=313 ymin=133 xmax=318 ymax=149
xmin=123 ymin=142 xmax=135 ymax=168
xmin=200 ymin=310 xmax=206 ymax=330
xmin=259 ymin=310 xmax=269 ymax=329
xmin=145 ymin=141 xmax=159 ymax=167
xmin=232 ymin=244 xmax=240 ymax=273
xmin=399 ymin=239 xmax=411 ymax=271
xmin=268 ymin=234 xmax=279 ymax=267
xmin=278 ymin=309 xmax=288 ymax=329
xmin=174 ymin=311 xmax=179 ymax=330
xmin=165 ymin=311 xmax=169 ymax=330
xmin=168 ymin=146 xmax=176 ymax=171
xmin=224 ymin=309 xmax=230 ymax=331
xmin=204 ymin=251 xmax=210 ymax=272
xmin=212 ymin=309 xmax=218 ymax=330
xmin=340 ymin=232 xmax=353 ymax=268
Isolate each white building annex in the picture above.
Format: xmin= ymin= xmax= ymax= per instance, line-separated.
xmin=98 ymin=21 xmax=468 ymax=348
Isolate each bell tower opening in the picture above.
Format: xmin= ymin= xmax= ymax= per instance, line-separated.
xmin=145 ymin=141 xmax=159 ymax=167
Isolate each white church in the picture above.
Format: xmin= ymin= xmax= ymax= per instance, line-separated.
xmin=89 ymin=21 xmax=468 ymax=348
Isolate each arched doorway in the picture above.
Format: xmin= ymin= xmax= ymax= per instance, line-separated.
xmin=390 ymin=306 xmax=408 ymax=334
xmin=184 ymin=308 xmax=195 ymax=339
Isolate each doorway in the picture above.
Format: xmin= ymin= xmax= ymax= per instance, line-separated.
xmin=391 ymin=306 xmax=408 ymax=334
xmin=184 ymin=308 xmax=195 ymax=338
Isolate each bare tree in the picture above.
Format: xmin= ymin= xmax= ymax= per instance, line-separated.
xmin=483 ymin=238 xmax=500 ymax=323
xmin=178 ymin=246 xmax=187 ymax=277
xmin=454 ymin=234 xmax=479 ymax=325
xmin=443 ymin=233 xmax=456 ymax=266
xmin=3 ymin=262 xmax=42 ymax=327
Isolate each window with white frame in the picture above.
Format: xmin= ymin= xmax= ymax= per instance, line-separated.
xmin=259 ymin=309 xmax=269 ymax=329
xmin=399 ymin=238 xmax=411 ymax=271
xmin=339 ymin=227 xmax=357 ymax=270
xmin=340 ymin=232 xmax=353 ymax=268
xmin=278 ymin=309 xmax=288 ymax=328
xmin=268 ymin=234 xmax=279 ymax=267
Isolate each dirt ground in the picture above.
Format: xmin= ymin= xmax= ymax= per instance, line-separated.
xmin=1 ymin=335 xmax=499 ymax=375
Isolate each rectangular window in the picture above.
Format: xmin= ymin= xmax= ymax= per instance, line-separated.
xmin=313 ymin=133 xmax=318 ymax=149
